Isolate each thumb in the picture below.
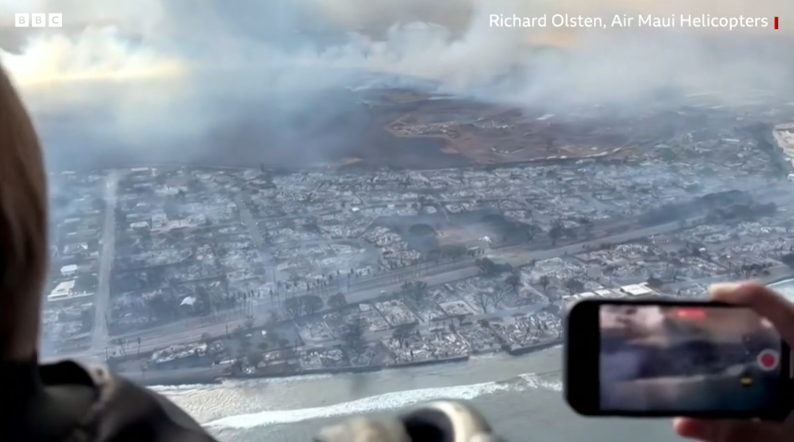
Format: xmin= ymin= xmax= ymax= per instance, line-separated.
xmin=674 ymin=418 xmax=784 ymax=442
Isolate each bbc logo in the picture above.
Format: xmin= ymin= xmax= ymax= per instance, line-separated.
xmin=14 ymin=13 xmax=62 ymax=28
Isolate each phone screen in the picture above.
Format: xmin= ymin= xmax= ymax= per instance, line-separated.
xmin=598 ymin=304 xmax=783 ymax=413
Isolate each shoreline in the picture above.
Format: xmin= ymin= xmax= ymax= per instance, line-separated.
xmin=123 ymin=338 xmax=563 ymax=387
xmin=768 ymin=276 xmax=794 ymax=287
xmin=115 ymin=275 xmax=794 ymax=388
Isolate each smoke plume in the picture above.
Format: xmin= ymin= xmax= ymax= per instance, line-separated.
xmin=0 ymin=0 xmax=792 ymax=169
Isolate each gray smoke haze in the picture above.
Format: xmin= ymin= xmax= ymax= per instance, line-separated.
xmin=0 ymin=0 xmax=792 ymax=169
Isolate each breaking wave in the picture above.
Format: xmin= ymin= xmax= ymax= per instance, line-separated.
xmin=148 ymin=373 xmax=337 ymax=393
xmin=148 ymin=384 xmax=216 ymax=393
xmin=205 ymin=372 xmax=561 ymax=429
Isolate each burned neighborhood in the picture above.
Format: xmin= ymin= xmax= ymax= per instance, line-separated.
xmin=40 ymin=92 xmax=794 ymax=383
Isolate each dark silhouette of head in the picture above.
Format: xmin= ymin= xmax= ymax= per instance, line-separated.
xmin=0 ymin=65 xmax=49 ymax=360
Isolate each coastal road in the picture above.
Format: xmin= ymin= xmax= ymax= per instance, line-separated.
xmin=90 ymin=170 xmax=120 ymax=352
xmin=74 ymin=217 xmax=713 ymax=359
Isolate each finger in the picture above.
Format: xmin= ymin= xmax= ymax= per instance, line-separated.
xmin=709 ymin=281 xmax=794 ymax=346
xmin=674 ymin=417 xmax=782 ymax=442
xmin=673 ymin=417 xmax=711 ymax=440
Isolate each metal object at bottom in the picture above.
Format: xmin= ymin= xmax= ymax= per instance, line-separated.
xmin=314 ymin=400 xmax=505 ymax=442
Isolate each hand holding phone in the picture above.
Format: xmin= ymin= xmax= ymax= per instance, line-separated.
xmin=673 ymin=282 xmax=794 ymax=442
xmin=564 ymin=283 xmax=792 ymax=420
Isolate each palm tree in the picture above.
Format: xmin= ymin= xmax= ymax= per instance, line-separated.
xmin=538 ymin=275 xmax=551 ymax=294
xmin=505 ymin=273 xmax=521 ymax=295
xmin=549 ymin=220 xmax=564 ymax=246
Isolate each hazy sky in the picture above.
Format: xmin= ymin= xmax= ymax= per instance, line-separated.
xmin=0 ymin=0 xmax=791 ymax=168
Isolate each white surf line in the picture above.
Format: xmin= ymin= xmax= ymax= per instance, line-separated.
xmin=205 ymin=373 xmax=559 ymax=429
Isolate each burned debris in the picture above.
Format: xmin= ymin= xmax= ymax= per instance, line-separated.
xmin=42 ymin=100 xmax=794 ymax=381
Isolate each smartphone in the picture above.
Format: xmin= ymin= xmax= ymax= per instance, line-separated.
xmin=564 ymin=298 xmax=792 ymax=419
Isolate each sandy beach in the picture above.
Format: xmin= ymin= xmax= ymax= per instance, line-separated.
xmin=158 ymin=348 xmax=675 ymax=442
xmin=152 ymin=278 xmax=794 ymax=442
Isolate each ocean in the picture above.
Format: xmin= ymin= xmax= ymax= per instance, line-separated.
xmin=159 ymin=279 xmax=794 ymax=442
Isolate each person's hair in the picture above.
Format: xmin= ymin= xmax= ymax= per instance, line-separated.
xmin=0 ymin=65 xmax=48 ymax=357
